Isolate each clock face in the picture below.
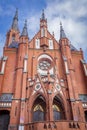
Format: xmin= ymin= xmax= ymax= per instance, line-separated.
xmin=39 ymin=58 xmax=52 ymax=70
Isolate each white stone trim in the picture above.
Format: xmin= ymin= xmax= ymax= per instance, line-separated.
xmin=81 ymin=59 xmax=87 ymax=76
xmin=65 ymin=61 xmax=69 ymax=74
xmin=1 ymin=61 xmax=6 ymax=74
xmin=19 ymin=125 xmax=24 ymax=130
xmin=23 ymin=59 xmax=27 ymax=73
xmin=83 ymin=64 xmax=87 ymax=76
xmin=0 ymin=56 xmax=8 ymax=74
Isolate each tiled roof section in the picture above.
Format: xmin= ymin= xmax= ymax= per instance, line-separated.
xmin=70 ymin=44 xmax=78 ymax=51
xmin=9 ymin=42 xmax=18 ymax=48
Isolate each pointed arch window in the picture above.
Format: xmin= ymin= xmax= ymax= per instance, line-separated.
xmin=35 ymin=39 xmax=40 ymax=49
xmin=53 ymin=104 xmax=61 ymax=120
xmin=33 ymin=104 xmax=45 ymax=122
xmin=49 ymin=39 xmax=53 ymax=49
xmin=41 ymin=28 xmax=45 ymax=37
xmin=53 ymin=96 xmax=65 ymax=120
xmin=0 ymin=56 xmax=8 ymax=74
xmin=41 ymin=28 xmax=47 ymax=37
xmin=32 ymin=96 xmax=46 ymax=122
xmin=12 ymin=34 xmax=15 ymax=42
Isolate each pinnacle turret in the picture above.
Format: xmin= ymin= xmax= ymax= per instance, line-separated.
xmin=11 ymin=9 xmax=19 ymax=31
xmin=41 ymin=9 xmax=46 ymax=20
xmin=60 ymin=22 xmax=66 ymax=39
xmin=21 ymin=20 xmax=28 ymax=36
xmin=40 ymin=9 xmax=47 ymax=29
xmin=41 ymin=9 xmax=45 ymax=20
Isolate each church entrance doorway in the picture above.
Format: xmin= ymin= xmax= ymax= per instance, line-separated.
xmin=85 ymin=111 xmax=87 ymax=122
xmin=0 ymin=110 xmax=10 ymax=130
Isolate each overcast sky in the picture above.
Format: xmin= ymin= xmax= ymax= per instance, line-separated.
xmin=0 ymin=0 xmax=87 ymax=61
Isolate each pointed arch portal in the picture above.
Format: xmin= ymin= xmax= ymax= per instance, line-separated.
xmin=32 ymin=95 xmax=46 ymax=122
xmin=0 ymin=110 xmax=10 ymax=130
xmin=53 ymin=96 xmax=65 ymax=120
xmin=84 ymin=111 xmax=87 ymax=122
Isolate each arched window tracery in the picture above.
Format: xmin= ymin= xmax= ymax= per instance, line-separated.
xmin=37 ymin=54 xmax=54 ymax=76
xmin=33 ymin=104 xmax=44 ymax=112
xmin=12 ymin=34 xmax=15 ymax=42
xmin=32 ymin=95 xmax=46 ymax=122
xmin=53 ymin=96 xmax=65 ymax=120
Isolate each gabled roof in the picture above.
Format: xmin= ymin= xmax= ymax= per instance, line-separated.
xmin=70 ymin=44 xmax=78 ymax=51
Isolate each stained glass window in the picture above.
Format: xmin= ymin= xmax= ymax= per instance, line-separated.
xmin=33 ymin=104 xmax=45 ymax=121
xmin=53 ymin=104 xmax=61 ymax=120
xmin=34 ymin=104 xmax=44 ymax=112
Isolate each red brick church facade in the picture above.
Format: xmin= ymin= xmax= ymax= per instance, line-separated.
xmin=0 ymin=9 xmax=87 ymax=130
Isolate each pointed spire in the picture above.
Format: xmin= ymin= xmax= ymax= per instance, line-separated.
xmin=11 ymin=8 xmax=19 ymax=31
xmin=21 ymin=20 xmax=28 ymax=36
xmin=41 ymin=9 xmax=46 ymax=20
xmin=60 ymin=22 xmax=66 ymax=39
